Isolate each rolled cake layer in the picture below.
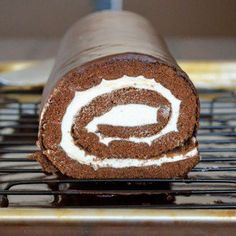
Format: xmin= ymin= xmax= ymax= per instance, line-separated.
xmin=34 ymin=11 xmax=200 ymax=179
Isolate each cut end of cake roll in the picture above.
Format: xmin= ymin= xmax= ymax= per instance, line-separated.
xmin=33 ymin=11 xmax=200 ymax=179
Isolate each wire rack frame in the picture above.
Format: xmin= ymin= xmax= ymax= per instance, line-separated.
xmin=0 ymin=88 xmax=236 ymax=208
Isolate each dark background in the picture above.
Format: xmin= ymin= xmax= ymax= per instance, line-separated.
xmin=0 ymin=0 xmax=235 ymax=60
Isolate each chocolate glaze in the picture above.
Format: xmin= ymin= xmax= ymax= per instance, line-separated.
xmin=40 ymin=11 xmax=196 ymax=112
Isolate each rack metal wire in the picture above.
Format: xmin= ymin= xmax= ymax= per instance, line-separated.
xmin=0 ymin=88 xmax=236 ymax=208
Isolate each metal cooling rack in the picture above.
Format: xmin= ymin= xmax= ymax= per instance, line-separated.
xmin=0 ymin=88 xmax=236 ymax=209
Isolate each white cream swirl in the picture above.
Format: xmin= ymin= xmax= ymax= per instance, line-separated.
xmin=59 ymin=75 xmax=192 ymax=170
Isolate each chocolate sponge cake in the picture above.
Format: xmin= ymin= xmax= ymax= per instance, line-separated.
xmin=32 ymin=11 xmax=200 ymax=179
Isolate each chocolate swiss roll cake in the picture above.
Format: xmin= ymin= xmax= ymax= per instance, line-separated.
xmin=33 ymin=11 xmax=200 ymax=179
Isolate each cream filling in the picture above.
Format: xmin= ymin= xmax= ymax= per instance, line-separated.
xmin=55 ymin=146 xmax=198 ymax=170
xmin=61 ymin=75 xmax=181 ymax=146
xmin=58 ymin=75 xmax=187 ymax=170
xmin=87 ymin=104 xmax=160 ymax=127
